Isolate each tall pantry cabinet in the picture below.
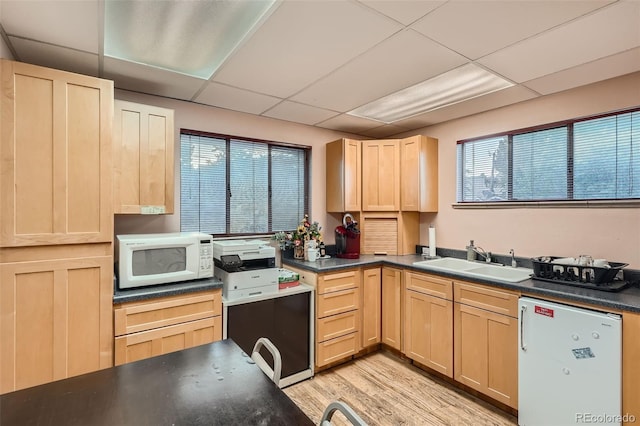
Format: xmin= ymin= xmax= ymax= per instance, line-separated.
xmin=0 ymin=60 xmax=114 ymax=394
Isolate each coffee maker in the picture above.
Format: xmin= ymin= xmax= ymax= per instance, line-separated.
xmin=335 ymin=213 xmax=360 ymax=259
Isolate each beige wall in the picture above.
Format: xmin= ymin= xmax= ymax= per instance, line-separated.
xmin=398 ymin=72 xmax=640 ymax=268
xmin=113 ymin=89 xmax=359 ymax=240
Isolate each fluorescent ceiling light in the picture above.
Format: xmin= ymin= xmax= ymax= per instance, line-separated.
xmin=104 ymin=0 xmax=276 ymax=79
xmin=348 ymin=63 xmax=514 ymax=123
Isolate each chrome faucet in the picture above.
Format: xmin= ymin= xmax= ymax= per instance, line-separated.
xmin=510 ymin=249 xmax=517 ymax=268
xmin=472 ymin=246 xmax=492 ymax=263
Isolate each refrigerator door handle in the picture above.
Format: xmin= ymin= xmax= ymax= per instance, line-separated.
xmin=520 ymin=305 xmax=527 ymax=352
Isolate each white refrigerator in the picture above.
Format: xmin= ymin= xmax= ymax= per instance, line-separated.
xmin=518 ymin=297 xmax=622 ymax=426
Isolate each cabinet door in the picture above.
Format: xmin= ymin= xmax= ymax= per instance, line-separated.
xmin=0 ymin=255 xmax=113 ymax=393
xmin=381 ymin=267 xmax=402 ymax=350
xmin=114 ymin=290 xmax=221 ymax=336
xmin=400 ymin=135 xmax=438 ymax=212
xmin=362 ymin=140 xmax=400 ymax=211
xmin=326 ymin=139 xmax=361 ymax=212
xmin=114 ymin=317 xmax=221 ymax=366
xmin=454 ymin=302 xmax=518 ymax=408
xmin=404 ymin=290 xmax=453 ymax=377
xmin=0 ymin=60 xmax=113 ymax=247
xmin=113 ymin=100 xmax=174 ymax=214
xmin=361 ymin=267 xmax=381 ymax=348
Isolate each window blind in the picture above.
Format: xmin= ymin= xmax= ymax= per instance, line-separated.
xmin=180 ymin=131 xmax=309 ymax=235
xmin=574 ymin=111 xmax=640 ymax=199
xmin=457 ymin=107 xmax=640 ymax=203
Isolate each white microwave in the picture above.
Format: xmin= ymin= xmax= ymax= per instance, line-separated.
xmin=117 ymin=232 xmax=214 ymax=289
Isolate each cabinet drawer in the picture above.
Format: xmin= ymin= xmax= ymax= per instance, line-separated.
xmin=405 ymin=271 xmax=452 ymax=300
xmin=316 ymin=332 xmax=359 ymax=368
xmin=317 ymin=288 xmax=360 ymax=318
xmin=114 ymin=316 xmax=222 ymax=366
xmin=454 ymin=281 xmax=519 ymax=317
xmin=114 ymin=289 xmax=222 ymax=336
xmin=317 ymin=310 xmax=359 ymax=342
xmin=317 ymin=269 xmax=360 ymax=294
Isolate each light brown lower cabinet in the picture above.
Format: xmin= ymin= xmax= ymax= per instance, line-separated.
xmin=403 ymin=271 xmax=454 ymax=377
xmin=404 ymin=289 xmax=454 ymax=377
xmin=454 ymin=281 xmax=519 ymax=409
xmin=381 ymin=266 xmax=402 ymax=350
xmin=361 ymin=267 xmax=381 ymax=348
xmin=114 ymin=317 xmax=222 ymax=365
xmin=314 ymin=268 xmax=361 ymax=368
xmin=113 ymin=289 xmax=222 ymax=366
xmin=0 ymin=249 xmax=113 ymax=394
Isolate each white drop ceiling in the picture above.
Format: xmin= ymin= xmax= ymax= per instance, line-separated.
xmin=1 ymin=0 xmax=639 ymax=138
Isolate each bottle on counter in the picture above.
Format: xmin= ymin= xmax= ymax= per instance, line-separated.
xmin=319 ymin=242 xmax=326 ymax=258
xmin=466 ymin=240 xmax=476 ymax=261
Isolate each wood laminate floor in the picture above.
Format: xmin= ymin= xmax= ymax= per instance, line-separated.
xmin=284 ymin=351 xmax=518 ymax=426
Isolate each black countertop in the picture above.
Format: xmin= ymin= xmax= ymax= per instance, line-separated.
xmin=283 ymin=254 xmax=640 ymax=313
xmin=113 ymin=276 xmax=223 ymax=304
xmin=0 ymin=339 xmax=314 ymax=426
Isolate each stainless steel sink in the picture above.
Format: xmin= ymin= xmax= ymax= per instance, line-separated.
xmin=412 ymin=257 xmax=533 ymax=283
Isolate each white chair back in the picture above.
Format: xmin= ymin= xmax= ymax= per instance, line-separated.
xmin=251 ymin=337 xmax=282 ymax=387
xmin=319 ymin=401 xmax=367 ymax=426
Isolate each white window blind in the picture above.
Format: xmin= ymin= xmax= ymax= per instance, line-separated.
xmin=457 ymin=136 xmax=508 ymax=201
xmin=180 ymin=132 xmax=308 ymax=235
xmin=574 ymin=111 xmax=640 ymax=199
xmin=457 ymin=107 xmax=640 ymax=203
xmin=513 ymin=127 xmax=567 ymax=200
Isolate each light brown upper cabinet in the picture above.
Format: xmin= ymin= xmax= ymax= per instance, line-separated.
xmin=400 ymin=135 xmax=438 ymax=212
xmin=113 ymin=100 xmax=175 ymax=214
xmin=0 ymin=60 xmax=114 ymax=247
xmin=326 ymin=138 xmax=361 ymax=213
xmin=362 ymin=139 xmax=400 ymax=211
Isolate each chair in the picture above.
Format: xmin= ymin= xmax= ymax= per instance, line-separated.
xmin=251 ymin=337 xmax=282 ymax=387
xmin=319 ymin=401 xmax=368 ymax=426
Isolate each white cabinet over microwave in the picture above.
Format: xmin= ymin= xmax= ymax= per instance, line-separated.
xmin=117 ymin=232 xmax=214 ymax=289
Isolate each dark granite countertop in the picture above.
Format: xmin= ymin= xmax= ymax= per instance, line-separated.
xmin=282 ymin=255 xmax=640 ymax=313
xmin=0 ymin=339 xmax=313 ymax=426
xmin=113 ymin=277 xmax=223 ymax=304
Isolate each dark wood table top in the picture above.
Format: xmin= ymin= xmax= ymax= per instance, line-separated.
xmin=1 ymin=339 xmax=314 ymax=426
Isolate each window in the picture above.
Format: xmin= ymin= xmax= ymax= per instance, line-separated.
xmin=457 ymin=108 xmax=640 ymax=203
xmin=180 ymin=131 xmax=309 ymax=235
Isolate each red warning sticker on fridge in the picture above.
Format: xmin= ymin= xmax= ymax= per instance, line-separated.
xmin=534 ymin=305 xmax=554 ymax=317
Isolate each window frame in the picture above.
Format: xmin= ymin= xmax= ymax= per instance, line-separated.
xmin=456 ymin=106 xmax=640 ymax=207
xmin=180 ymin=129 xmax=311 ymax=236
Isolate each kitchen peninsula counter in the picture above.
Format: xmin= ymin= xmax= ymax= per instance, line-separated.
xmin=282 ymin=254 xmax=640 ymax=313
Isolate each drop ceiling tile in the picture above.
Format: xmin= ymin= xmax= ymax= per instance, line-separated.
xmin=9 ymin=37 xmax=98 ymax=77
xmin=212 ymin=0 xmax=402 ymax=98
xmin=393 ymin=85 xmax=538 ymax=129
xmin=262 ymin=101 xmax=339 ymax=125
xmin=1 ymin=0 xmax=99 ymax=53
xmin=412 ymin=0 xmax=615 ymax=59
xmin=358 ymin=0 xmax=444 ymax=25
xmin=478 ymin=1 xmax=640 ymax=83
xmin=523 ymin=47 xmax=640 ymax=95
xmin=316 ymin=113 xmax=382 ymax=135
xmin=103 ymin=57 xmax=205 ymax=100
xmin=195 ymin=82 xmax=282 ymax=115
xmin=359 ymin=124 xmax=410 ymax=138
xmin=290 ymin=29 xmax=467 ymax=112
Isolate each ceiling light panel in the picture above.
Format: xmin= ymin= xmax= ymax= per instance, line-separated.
xmin=348 ymin=63 xmax=514 ymax=123
xmin=104 ymin=0 xmax=275 ymax=79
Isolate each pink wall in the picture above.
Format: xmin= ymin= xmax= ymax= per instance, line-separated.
xmin=113 ymin=90 xmax=356 ymax=240
xmin=399 ymin=72 xmax=640 ymax=268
